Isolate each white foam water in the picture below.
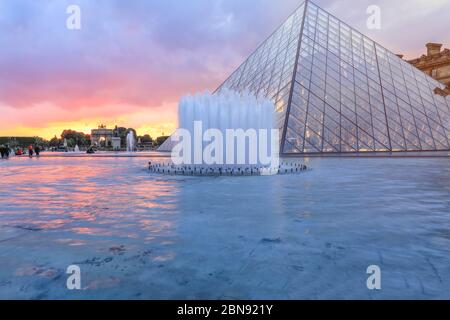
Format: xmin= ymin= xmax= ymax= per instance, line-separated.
xmin=173 ymin=90 xmax=279 ymax=167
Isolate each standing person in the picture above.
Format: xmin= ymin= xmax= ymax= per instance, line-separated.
xmin=4 ymin=144 xmax=10 ymax=159
xmin=0 ymin=145 xmax=5 ymax=159
xmin=35 ymin=145 xmax=41 ymax=157
xmin=28 ymin=145 xmax=34 ymax=158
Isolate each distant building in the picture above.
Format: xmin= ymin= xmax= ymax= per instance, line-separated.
xmin=0 ymin=137 xmax=38 ymax=147
xmin=407 ymin=43 xmax=450 ymax=96
xmin=91 ymin=125 xmax=114 ymax=147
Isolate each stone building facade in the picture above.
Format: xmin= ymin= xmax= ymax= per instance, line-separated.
xmin=407 ymin=43 xmax=450 ymax=96
xmin=91 ymin=125 xmax=114 ymax=147
xmin=91 ymin=125 xmax=122 ymax=149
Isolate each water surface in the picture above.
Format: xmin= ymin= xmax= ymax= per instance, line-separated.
xmin=0 ymin=156 xmax=449 ymax=299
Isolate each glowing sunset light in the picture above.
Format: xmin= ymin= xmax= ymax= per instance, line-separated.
xmin=1 ymin=0 xmax=449 ymax=139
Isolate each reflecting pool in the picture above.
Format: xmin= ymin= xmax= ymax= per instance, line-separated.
xmin=0 ymin=155 xmax=449 ymax=299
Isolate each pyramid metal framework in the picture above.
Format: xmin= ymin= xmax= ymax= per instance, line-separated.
xmin=215 ymin=1 xmax=450 ymax=154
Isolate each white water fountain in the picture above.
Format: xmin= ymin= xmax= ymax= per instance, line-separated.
xmin=150 ymin=90 xmax=309 ymax=176
xmin=74 ymin=145 xmax=80 ymax=153
xmin=126 ymin=131 xmax=136 ymax=153
xmin=176 ymin=90 xmax=277 ymax=166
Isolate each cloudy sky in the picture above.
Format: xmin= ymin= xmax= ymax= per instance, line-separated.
xmin=1 ymin=0 xmax=449 ymax=139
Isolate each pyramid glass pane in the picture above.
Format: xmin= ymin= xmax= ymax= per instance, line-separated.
xmin=216 ymin=2 xmax=306 ymax=133
xmin=215 ymin=0 xmax=450 ymax=154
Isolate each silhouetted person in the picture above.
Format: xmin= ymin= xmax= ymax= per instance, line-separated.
xmin=28 ymin=145 xmax=34 ymax=158
xmin=35 ymin=146 xmax=41 ymax=157
xmin=4 ymin=145 xmax=10 ymax=159
xmin=0 ymin=145 xmax=5 ymax=159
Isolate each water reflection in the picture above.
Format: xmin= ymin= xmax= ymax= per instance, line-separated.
xmin=0 ymin=157 xmax=181 ymax=244
xmin=0 ymin=156 xmax=449 ymax=299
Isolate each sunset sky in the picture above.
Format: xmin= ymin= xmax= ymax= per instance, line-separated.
xmin=1 ymin=0 xmax=449 ymax=139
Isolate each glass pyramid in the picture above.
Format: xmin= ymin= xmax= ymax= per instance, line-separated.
xmin=216 ymin=0 xmax=450 ymax=154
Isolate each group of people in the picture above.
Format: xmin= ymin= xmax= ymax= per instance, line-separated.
xmin=0 ymin=144 xmax=42 ymax=159
xmin=27 ymin=145 xmax=41 ymax=158
xmin=0 ymin=145 xmax=11 ymax=159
